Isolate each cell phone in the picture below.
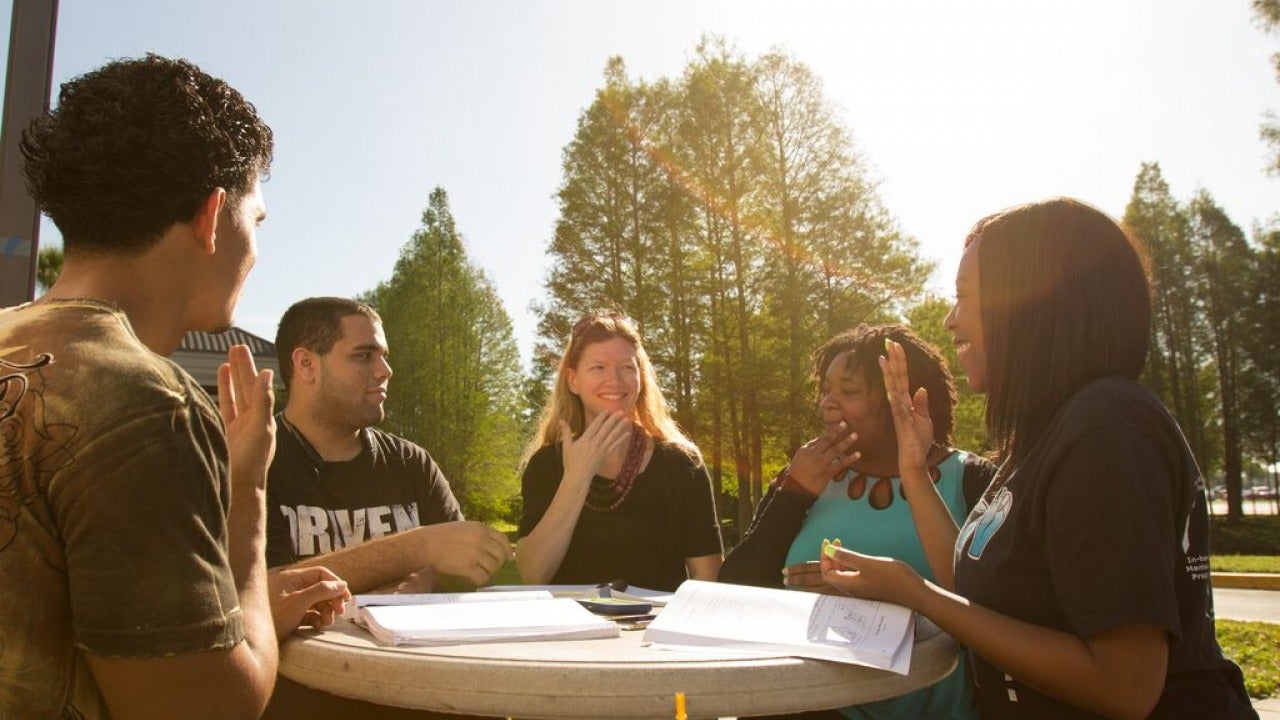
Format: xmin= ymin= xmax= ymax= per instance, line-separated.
xmin=576 ymin=597 xmax=653 ymax=615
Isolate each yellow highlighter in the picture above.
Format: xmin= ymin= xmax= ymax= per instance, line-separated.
xmin=822 ymin=537 xmax=842 ymax=559
xmin=675 ymin=691 xmax=687 ymax=720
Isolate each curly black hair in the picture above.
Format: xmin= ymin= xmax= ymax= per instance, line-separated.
xmin=20 ymin=54 xmax=273 ymax=255
xmin=812 ymin=324 xmax=958 ymax=445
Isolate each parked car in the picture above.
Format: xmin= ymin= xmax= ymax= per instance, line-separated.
xmin=1243 ymin=485 xmax=1278 ymax=500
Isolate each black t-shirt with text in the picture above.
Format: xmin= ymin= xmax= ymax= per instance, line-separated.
xmin=266 ymin=415 xmax=463 ymax=567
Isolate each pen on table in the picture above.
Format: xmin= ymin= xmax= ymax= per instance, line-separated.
xmin=675 ymin=691 xmax=687 ymax=720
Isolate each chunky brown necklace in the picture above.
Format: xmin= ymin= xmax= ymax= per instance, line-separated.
xmin=585 ymin=425 xmax=648 ymax=512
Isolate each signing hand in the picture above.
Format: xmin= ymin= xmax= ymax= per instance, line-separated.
xmin=560 ymin=411 xmax=633 ymax=486
xmin=785 ymin=421 xmax=859 ymax=496
xmin=782 ymin=560 xmax=843 ymax=594
xmin=418 ymin=521 xmax=514 ymax=586
xmin=880 ymin=339 xmax=934 ymax=473
xmin=217 ymin=345 xmax=276 ymax=491
xmin=269 ymin=565 xmax=350 ymax=640
xmin=820 ymin=544 xmax=927 ymax=609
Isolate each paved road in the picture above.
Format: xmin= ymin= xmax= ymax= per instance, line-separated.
xmin=1214 ymin=588 xmax=1280 ymax=624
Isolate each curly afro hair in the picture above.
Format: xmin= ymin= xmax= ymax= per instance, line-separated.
xmin=811 ymin=324 xmax=958 ymax=445
xmin=20 ymin=54 xmax=273 ymax=256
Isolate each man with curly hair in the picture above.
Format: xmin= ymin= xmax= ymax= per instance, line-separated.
xmin=0 ymin=54 xmax=350 ymax=719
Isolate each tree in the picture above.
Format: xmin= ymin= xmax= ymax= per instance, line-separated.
xmin=1123 ymin=164 xmax=1212 ymax=469
xmin=1254 ymin=0 xmax=1280 ymax=173
xmin=680 ymin=38 xmax=767 ymax=530
xmin=1240 ymin=225 xmax=1280 ymax=512
xmin=36 ymin=246 xmax=63 ymax=292
xmin=1187 ymin=191 xmax=1253 ymax=519
xmin=536 ymin=41 xmax=933 ymax=532
xmin=363 ymin=188 xmax=524 ymax=522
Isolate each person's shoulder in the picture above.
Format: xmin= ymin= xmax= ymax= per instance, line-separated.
xmin=952 ymin=448 xmax=998 ymax=474
xmin=653 ymin=439 xmax=706 ymax=473
xmin=1045 ymin=377 xmax=1188 ymax=463
xmin=1059 ymin=377 xmax=1167 ymax=428
xmin=654 ymin=439 xmax=692 ymax=459
xmin=7 ymin=300 xmax=213 ymax=421
xmin=365 ymin=426 xmax=430 ymax=460
xmin=523 ymin=443 xmax=560 ymax=472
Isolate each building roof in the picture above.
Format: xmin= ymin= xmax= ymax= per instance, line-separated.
xmin=179 ymin=327 xmax=275 ymax=355
xmin=172 ymin=327 xmax=279 ymax=394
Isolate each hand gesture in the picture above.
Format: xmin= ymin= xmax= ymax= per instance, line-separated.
xmin=880 ymin=339 xmax=934 ymax=474
xmin=819 ymin=544 xmax=926 ymax=609
xmin=782 ymin=560 xmax=842 ymax=594
xmin=785 ymin=421 xmax=859 ymax=496
xmin=217 ymin=345 xmax=276 ymax=491
xmin=560 ymin=411 xmax=633 ymax=487
xmin=269 ymin=565 xmax=350 ymax=640
xmin=418 ymin=521 xmax=514 ymax=586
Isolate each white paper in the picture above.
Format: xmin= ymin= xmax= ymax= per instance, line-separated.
xmin=357 ymin=597 xmax=620 ymax=646
xmin=481 ymin=584 xmax=674 ymax=606
xmin=344 ymin=590 xmax=553 ymax=621
xmin=643 ymin=580 xmax=914 ymax=673
xmin=354 ymin=590 xmax=553 ymax=608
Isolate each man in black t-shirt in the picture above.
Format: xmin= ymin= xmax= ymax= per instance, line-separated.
xmin=266 ymin=297 xmax=512 ymax=594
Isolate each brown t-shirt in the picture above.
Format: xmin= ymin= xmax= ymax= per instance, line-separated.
xmin=0 ymin=300 xmax=244 ymax=719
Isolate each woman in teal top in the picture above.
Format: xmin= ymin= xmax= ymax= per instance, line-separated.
xmin=721 ymin=324 xmax=995 ymax=720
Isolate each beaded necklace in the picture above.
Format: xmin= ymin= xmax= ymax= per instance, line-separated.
xmin=585 ymin=425 xmax=648 ymax=512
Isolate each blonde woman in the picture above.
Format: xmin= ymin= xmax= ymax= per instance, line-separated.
xmin=516 ymin=311 xmax=723 ymax=591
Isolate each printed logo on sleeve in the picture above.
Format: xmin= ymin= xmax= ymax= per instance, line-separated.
xmin=957 ymin=486 xmax=1012 ymax=561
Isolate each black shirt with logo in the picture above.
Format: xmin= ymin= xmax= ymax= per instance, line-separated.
xmin=954 ymin=377 xmax=1253 ymax=719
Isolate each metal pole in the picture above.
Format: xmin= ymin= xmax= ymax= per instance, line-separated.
xmin=0 ymin=0 xmax=58 ymax=307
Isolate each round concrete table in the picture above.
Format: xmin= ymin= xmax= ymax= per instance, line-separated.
xmin=278 ymin=616 xmax=958 ymax=719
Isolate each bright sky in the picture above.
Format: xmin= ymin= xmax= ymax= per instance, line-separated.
xmin=6 ymin=1 xmax=1276 ymax=366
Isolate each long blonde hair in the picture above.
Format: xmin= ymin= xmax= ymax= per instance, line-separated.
xmin=521 ymin=311 xmax=698 ymax=467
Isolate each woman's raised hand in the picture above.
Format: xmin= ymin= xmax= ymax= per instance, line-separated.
xmin=560 ymin=411 xmax=633 ymax=485
xmin=880 ymin=339 xmax=934 ymax=473
xmin=785 ymin=421 xmax=859 ymax=496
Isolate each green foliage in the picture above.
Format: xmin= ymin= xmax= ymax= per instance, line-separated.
xmin=364 ymin=188 xmax=525 ymax=523
xmin=1211 ymin=516 xmax=1280 ymax=555
xmin=1217 ymin=620 xmax=1280 ymax=699
xmin=1126 ymin=164 xmax=1212 ymax=469
xmin=1123 ymin=165 xmax=1280 ymax=521
xmin=36 ymin=245 xmax=63 ymax=292
xmin=538 ymin=40 xmax=932 ymax=528
xmin=1240 ymin=229 xmax=1280 ymax=503
xmin=1253 ymin=0 xmax=1280 ymax=174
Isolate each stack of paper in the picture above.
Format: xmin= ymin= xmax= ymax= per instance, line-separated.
xmin=352 ymin=593 xmax=621 ymax=646
xmin=481 ymin=584 xmax=675 ymax=606
xmin=643 ymin=580 xmax=915 ymax=674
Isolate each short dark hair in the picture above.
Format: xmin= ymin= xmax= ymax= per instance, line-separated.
xmin=812 ymin=324 xmax=957 ymax=445
xmin=20 ymin=54 xmax=273 ymax=255
xmin=276 ymin=297 xmax=381 ymax=389
xmin=968 ymin=197 xmax=1151 ymax=460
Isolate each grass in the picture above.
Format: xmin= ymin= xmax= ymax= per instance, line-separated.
xmin=1213 ymin=555 xmax=1280 ymax=573
xmin=1218 ymin=620 xmax=1280 ymax=699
